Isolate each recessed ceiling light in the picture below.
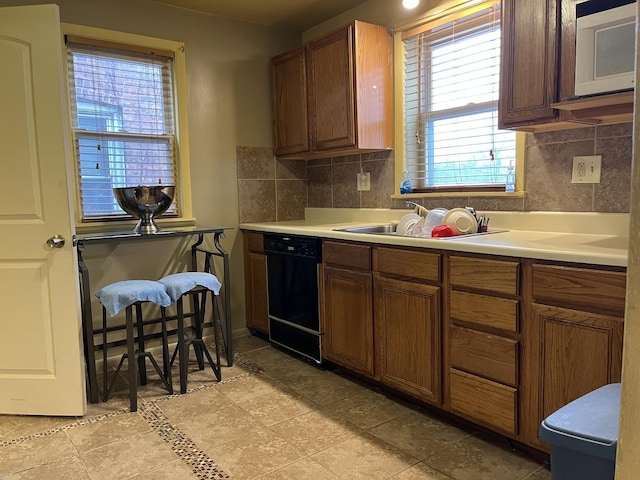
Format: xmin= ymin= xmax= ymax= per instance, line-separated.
xmin=403 ymin=0 xmax=420 ymax=9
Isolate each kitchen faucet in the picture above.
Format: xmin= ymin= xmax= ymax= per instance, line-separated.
xmin=405 ymin=201 xmax=428 ymax=217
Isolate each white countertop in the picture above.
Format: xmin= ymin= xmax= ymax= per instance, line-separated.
xmin=241 ymin=209 xmax=630 ymax=267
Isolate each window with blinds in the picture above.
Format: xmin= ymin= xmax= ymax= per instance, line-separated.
xmin=66 ymin=37 xmax=179 ymax=220
xmin=402 ymin=1 xmax=516 ymax=192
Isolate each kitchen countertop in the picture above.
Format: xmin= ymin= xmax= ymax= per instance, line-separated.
xmin=241 ymin=209 xmax=630 ymax=267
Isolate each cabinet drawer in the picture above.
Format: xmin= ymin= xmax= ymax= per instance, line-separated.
xmin=323 ymin=240 xmax=371 ymax=270
xmin=449 ymin=256 xmax=519 ymax=295
xmin=450 ymin=325 xmax=518 ymax=386
xmin=532 ymin=264 xmax=626 ymax=317
xmin=449 ymin=291 xmax=519 ymax=333
xmin=244 ymin=231 xmax=264 ymax=254
xmin=449 ymin=368 xmax=517 ymax=435
xmin=373 ymin=247 xmax=440 ymax=283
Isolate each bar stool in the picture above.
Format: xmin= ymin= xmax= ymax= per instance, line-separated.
xmin=95 ymin=280 xmax=174 ymax=412
xmin=158 ymin=272 xmax=223 ymax=394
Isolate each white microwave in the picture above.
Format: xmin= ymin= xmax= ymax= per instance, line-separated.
xmin=575 ymin=0 xmax=636 ymax=96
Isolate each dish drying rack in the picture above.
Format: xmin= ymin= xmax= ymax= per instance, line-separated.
xmin=405 ymin=201 xmax=490 ymax=233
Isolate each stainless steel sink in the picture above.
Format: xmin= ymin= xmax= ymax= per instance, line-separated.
xmin=334 ymin=224 xmax=508 ymax=238
xmin=333 ymin=224 xmax=396 ymax=234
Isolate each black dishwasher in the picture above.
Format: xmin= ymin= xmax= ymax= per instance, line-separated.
xmin=264 ymin=233 xmax=322 ymax=363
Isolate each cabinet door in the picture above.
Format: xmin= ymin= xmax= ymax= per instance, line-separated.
xmin=557 ymin=0 xmax=577 ymax=110
xmin=374 ymin=275 xmax=441 ymax=404
xmin=523 ymin=303 xmax=624 ymax=449
xmin=323 ymin=265 xmax=374 ymax=376
xmin=307 ymin=24 xmax=356 ymax=151
xmin=271 ymin=47 xmax=308 ymax=156
xmin=245 ymin=252 xmax=269 ymax=334
xmin=499 ymin=0 xmax=558 ymax=128
xmin=449 ymin=369 xmax=517 ymax=435
xmin=243 ymin=232 xmax=269 ymax=334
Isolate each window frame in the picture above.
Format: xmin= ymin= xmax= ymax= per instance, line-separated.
xmin=61 ymin=23 xmax=194 ymax=231
xmin=393 ymin=1 xmax=525 ymax=198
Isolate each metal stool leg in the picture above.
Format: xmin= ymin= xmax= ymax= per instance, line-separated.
xmin=192 ymin=290 xmax=205 ymax=370
xmin=187 ymin=289 xmax=221 ymax=383
xmin=135 ymin=303 xmax=148 ymax=386
xmin=102 ymin=307 xmax=108 ymax=402
xmin=160 ymin=307 xmax=172 ymax=393
xmin=211 ymin=291 xmax=222 ymax=378
xmin=177 ymin=297 xmax=189 ymax=394
xmin=173 ymin=289 xmax=222 ymax=394
xmin=125 ymin=305 xmax=138 ymax=412
xmin=134 ymin=305 xmax=173 ymax=396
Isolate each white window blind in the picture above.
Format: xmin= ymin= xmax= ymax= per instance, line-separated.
xmin=403 ymin=1 xmax=516 ymax=191
xmin=66 ymin=37 xmax=179 ymax=220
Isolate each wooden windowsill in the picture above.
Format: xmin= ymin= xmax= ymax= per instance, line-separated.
xmin=391 ymin=191 xmax=525 ymax=199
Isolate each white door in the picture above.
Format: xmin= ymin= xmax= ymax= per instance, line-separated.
xmin=0 ymin=5 xmax=86 ymax=415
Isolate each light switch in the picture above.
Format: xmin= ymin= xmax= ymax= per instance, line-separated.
xmin=571 ymin=155 xmax=602 ymax=183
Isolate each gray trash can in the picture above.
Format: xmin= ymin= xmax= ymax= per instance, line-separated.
xmin=539 ymin=383 xmax=620 ymax=480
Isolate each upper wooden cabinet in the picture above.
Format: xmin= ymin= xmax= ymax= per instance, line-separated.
xmin=271 ymin=21 xmax=392 ymax=158
xmin=499 ymin=0 xmax=559 ymax=130
xmin=271 ymin=47 xmax=308 ymax=156
xmin=499 ymin=0 xmax=633 ymax=131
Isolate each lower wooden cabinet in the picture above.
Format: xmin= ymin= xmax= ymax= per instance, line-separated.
xmin=531 ymin=263 xmax=626 ymax=317
xmin=447 ymin=254 xmax=521 ymax=435
xmin=449 ymin=325 xmax=518 ymax=387
xmin=522 ymin=303 xmax=624 ymax=450
xmin=323 ymin=264 xmax=374 ymax=376
xmin=374 ymin=275 xmax=441 ymax=405
xmin=449 ymin=369 xmax=518 ymax=435
xmin=242 ymin=231 xmax=269 ymax=334
xmin=246 ymin=236 xmax=628 ymax=453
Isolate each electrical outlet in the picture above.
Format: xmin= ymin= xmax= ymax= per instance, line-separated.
xmin=571 ymin=155 xmax=602 ymax=183
xmin=357 ymin=172 xmax=371 ymax=191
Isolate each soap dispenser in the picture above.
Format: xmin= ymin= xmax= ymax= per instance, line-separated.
xmin=400 ymin=169 xmax=412 ymax=194
xmin=505 ymin=164 xmax=515 ymax=193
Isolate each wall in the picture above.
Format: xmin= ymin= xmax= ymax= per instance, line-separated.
xmin=611 ymin=19 xmax=639 ymax=478
xmin=237 ymin=148 xmax=396 ymax=222
xmin=237 ymin=122 xmax=633 ymax=222
xmin=0 ymin=0 xmax=299 ymax=334
xmin=617 ymin=120 xmax=640 ymax=478
xmin=236 ymin=147 xmax=308 ymax=223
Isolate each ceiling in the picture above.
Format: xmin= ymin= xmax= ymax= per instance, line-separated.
xmin=149 ymin=0 xmax=371 ymax=31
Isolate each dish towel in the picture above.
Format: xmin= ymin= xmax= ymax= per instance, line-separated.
xmin=95 ymin=280 xmax=172 ymax=317
xmin=158 ymin=272 xmax=222 ymax=302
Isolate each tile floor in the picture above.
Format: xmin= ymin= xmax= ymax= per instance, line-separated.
xmin=0 ymin=335 xmax=551 ymax=480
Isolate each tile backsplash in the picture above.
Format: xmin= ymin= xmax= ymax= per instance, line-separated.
xmin=237 ymin=123 xmax=633 ymax=223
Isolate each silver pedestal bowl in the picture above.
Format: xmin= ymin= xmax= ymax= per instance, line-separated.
xmin=113 ymin=185 xmax=175 ymax=234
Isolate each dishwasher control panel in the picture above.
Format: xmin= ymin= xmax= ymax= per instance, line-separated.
xmin=263 ymin=234 xmax=321 ymax=261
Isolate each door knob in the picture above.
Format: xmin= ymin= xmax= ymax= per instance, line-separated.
xmin=46 ymin=234 xmax=66 ymax=248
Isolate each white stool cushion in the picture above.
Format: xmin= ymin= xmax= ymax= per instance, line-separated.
xmin=96 ymin=280 xmax=172 ymax=316
xmin=158 ymin=272 xmax=222 ymax=302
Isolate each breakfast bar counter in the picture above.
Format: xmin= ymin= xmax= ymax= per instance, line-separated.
xmin=76 ymin=225 xmax=233 ymax=403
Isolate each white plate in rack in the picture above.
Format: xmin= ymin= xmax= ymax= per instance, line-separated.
xmin=397 ymin=213 xmax=421 ymax=236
